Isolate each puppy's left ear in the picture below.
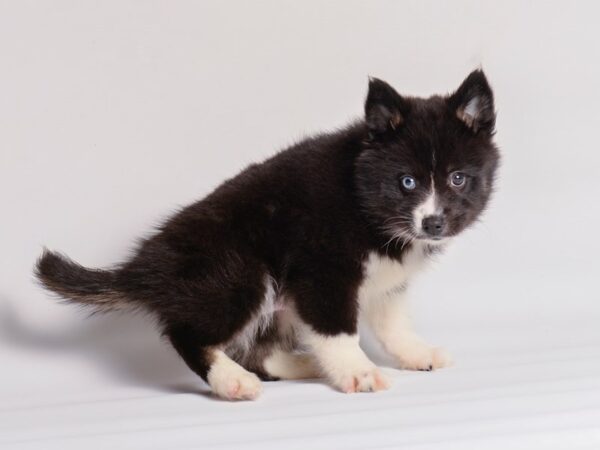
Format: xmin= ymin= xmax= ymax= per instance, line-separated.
xmin=449 ymin=69 xmax=496 ymax=134
xmin=365 ymin=77 xmax=409 ymax=134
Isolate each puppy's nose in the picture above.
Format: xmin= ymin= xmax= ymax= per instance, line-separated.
xmin=422 ymin=215 xmax=445 ymax=237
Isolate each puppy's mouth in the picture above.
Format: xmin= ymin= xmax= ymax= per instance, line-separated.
xmin=393 ymin=230 xmax=450 ymax=246
xmin=421 ymin=235 xmax=444 ymax=241
xmin=415 ymin=234 xmax=450 ymax=245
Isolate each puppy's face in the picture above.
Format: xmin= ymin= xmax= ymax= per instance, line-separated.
xmin=356 ymin=70 xmax=500 ymax=246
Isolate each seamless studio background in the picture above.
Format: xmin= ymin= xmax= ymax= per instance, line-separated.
xmin=1 ymin=1 xmax=599 ymax=449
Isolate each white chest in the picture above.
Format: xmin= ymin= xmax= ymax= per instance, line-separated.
xmin=357 ymin=244 xmax=431 ymax=303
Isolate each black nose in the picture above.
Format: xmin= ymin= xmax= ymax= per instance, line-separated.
xmin=421 ymin=215 xmax=445 ymax=237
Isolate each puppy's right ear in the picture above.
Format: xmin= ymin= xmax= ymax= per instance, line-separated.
xmin=365 ymin=77 xmax=409 ymax=134
xmin=449 ymin=69 xmax=496 ymax=134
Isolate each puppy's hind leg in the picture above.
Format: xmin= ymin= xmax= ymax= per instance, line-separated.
xmin=206 ymin=350 xmax=262 ymax=400
xmin=167 ymin=324 xmax=262 ymax=401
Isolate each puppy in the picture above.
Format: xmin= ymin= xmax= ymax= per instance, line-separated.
xmin=36 ymin=70 xmax=499 ymax=400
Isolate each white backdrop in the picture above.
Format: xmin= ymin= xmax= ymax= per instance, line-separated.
xmin=1 ymin=1 xmax=599 ymax=449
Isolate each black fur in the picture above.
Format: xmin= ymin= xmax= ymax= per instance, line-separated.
xmin=35 ymin=70 xmax=499 ymax=383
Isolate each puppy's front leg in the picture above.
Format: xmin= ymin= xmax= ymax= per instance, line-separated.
xmin=364 ymin=292 xmax=452 ymax=371
xmin=291 ymin=264 xmax=389 ymax=393
xmin=302 ymin=330 xmax=389 ymax=393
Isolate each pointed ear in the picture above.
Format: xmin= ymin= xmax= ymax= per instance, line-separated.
xmin=449 ymin=69 xmax=496 ymax=134
xmin=365 ymin=77 xmax=408 ymax=134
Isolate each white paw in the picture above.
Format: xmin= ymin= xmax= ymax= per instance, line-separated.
xmin=397 ymin=344 xmax=452 ymax=371
xmin=302 ymin=332 xmax=390 ymax=394
xmin=209 ymin=369 xmax=262 ymax=400
xmin=334 ymin=367 xmax=390 ymax=393
xmin=207 ymin=351 xmax=262 ymax=401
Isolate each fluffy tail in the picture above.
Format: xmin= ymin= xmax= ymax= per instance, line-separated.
xmin=34 ymin=249 xmax=124 ymax=312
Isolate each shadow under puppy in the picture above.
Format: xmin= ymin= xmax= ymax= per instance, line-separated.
xmin=36 ymin=70 xmax=499 ymax=400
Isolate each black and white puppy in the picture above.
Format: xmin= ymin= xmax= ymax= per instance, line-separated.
xmin=36 ymin=70 xmax=499 ymax=400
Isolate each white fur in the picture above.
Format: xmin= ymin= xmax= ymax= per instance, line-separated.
xmin=359 ymin=246 xmax=452 ymax=370
xmin=363 ymin=290 xmax=452 ymax=370
xmin=463 ymin=96 xmax=481 ymax=120
xmin=413 ymin=177 xmax=441 ymax=232
xmin=263 ymin=349 xmax=320 ymax=380
xmin=359 ymin=243 xmax=430 ymax=301
xmin=230 ymin=275 xmax=278 ymax=355
xmin=206 ymin=350 xmax=263 ymax=400
xmin=300 ymin=330 xmax=389 ymax=393
xmin=273 ymin=304 xmax=301 ymax=350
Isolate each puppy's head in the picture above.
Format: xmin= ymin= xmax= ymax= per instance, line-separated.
xmin=356 ymin=70 xmax=500 ymax=246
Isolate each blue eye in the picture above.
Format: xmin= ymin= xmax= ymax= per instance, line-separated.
xmin=450 ymin=171 xmax=466 ymax=187
xmin=400 ymin=175 xmax=416 ymax=190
